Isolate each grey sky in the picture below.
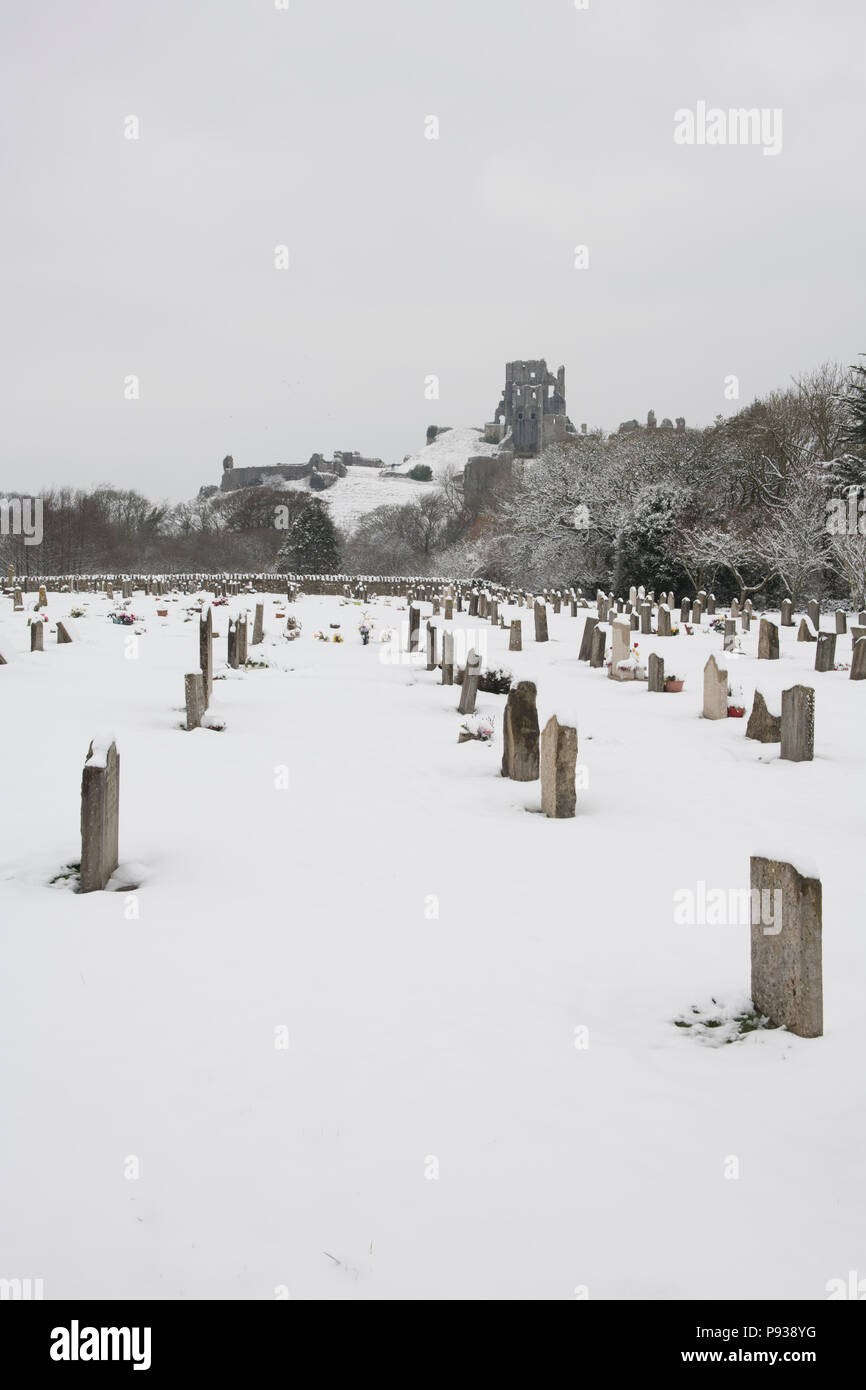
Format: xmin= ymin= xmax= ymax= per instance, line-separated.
xmin=1 ymin=0 xmax=863 ymax=502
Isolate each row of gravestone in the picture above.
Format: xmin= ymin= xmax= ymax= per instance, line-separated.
xmin=183 ymin=603 xmax=266 ymax=730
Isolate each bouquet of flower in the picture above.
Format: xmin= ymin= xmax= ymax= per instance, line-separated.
xmin=313 ymin=630 xmax=328 ymax=642
xmin=727 ymin=682 xmax=746 ymax=717
xmin=459 ymin=713 xmax=495 ymax=744
xmin=332 ymin=632 xmax=344 ymax=643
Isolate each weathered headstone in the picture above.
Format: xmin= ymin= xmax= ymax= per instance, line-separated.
xmin=750 ymin=856 xmax=822 ymax=1038
xmin=444 ymin=598 xmax=454 ymax=620
xmin=745 ymin=690 xmax=781 ymax=743
xmin=797 ymin=617 xmax=817 ymax=642
xmin=723 ymin=618 xmax=737 ymax=651
xmin=648 ymin=652 xmax=664 ymax=692
xmin=578 ymin=616 xmax=597 ymax=661
xmin=80 ymin=740 xmax=120 ymax=893
xmin=730 ymin=598 xmax=740 ymax=619
xmin=851 ymin=636 xmax=866 ymax=681
xmin=680 ymin=598 xmax=692 ymax=624
xmin=501 ymin=681 xmax=540 ymax=781
xmin=534 ymin=599 xmax=549 ymax=643
xmin=252 ymin=603 xmax=264 ymax=645
xmin=441 ymin=630 xmax=455 ymax=685
xmin=706 ymin=593 xmax=716 ymax=615
xmin=589 ymin=624 xmax=607 ymax=669
xmin=408 ymin=603 xmax=421 ymax=653
xmin=758 ymin=618 xmax=779 ymax=659
xmin=426 ymin=621 xmax=436 ymax=671
xmin=780 ymin=684 xmax=814 ymax=762
xmin=227 ymin=619 xmax=240 ymax=669
xmin=540 ymin=716 xmax=577 ymax=818
xmin=814 ymin=632 xmax=836 ymax=672
xmin=657 ymin=605 xmax=672 ymax=637
xmin=30 ymin=620 xmax=44 ymax=652
xmin=200 ymin=608 xmax=213 ymax=701
xmin=703 ymin=655 xmax=728 ymax=720
xmin=692 ymin=598 xmax=703 ymax=624
xmin=458 ymin=649 xmax=481 ymax=715
xmin=780 ymin=599 xmax=793 ymax=626
xmin=807 ymin=599 xmax=820 ymax=629
xmin=639 ymin=602 xmax=652 ymax=635
xmin=609 ymin=620 xmax=631 ymax=680
xmin=835 ymin=610 xmax=847 ymax=634
xmin=184 ymin=672 xmax=205 ymax=730
xmin=509 ymin=618 xmax=522 ymax=652
xmin=57 ymin=622 xmax=73 ymax=644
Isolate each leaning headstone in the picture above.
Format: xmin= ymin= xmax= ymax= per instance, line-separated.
xmin=509 ymin=618 xmax=522 ymax=652
xmin=57 ymin=622 xmax=73 ymax=644
xmin=750 ymin=856 xmax=822 ymax=1038
xmin=501 ymin=681 xmax=540 ymax=781
xmin=780 ymin=684 xmax=815 ymax=762
xmin=851 ymin=636 xmax=866 ymax=681
xmin=534 ymin=599 xmax=549 ymax=643
xmin=745 ymin=690 xmax=781 ymax=743
xmin=184 ymin=673 xmax=205 ymax=730
xmin=441 ymin=630 xmax=455 ymax=685
xmin=648 ymin=652 xmax=665 ymax=692
xmin=797 ymin=617 xmax=817 ymax=643
xmin=703 ymin=655 xmax=728 ymax=720
xmin=814 ymin=632 xmax=836 ymax=673
xmin=578 ymin=616 xmax=597 ymax=661
xmin=252 ymin=603 xmax=264 ymax=645
xmin=31 ymin=620 xmax=44 ymax=652
xmin=780 ymin=599 xmax=793 ymax=626
xmin=80 ymin=740 xmax=120 ymax=893
xmin=758 ymin=618 xmax=779 ymax=659
xmin=457 ymin=649 xmax=482 ymax=715
xmin=589 ymin=624 xmax=607 ymax=669
xmin=540 ymin=716 xmax=577 ymax=818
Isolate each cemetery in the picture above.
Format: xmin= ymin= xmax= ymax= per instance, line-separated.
xmin=0 ymin=572 xmax=860 ymax=1299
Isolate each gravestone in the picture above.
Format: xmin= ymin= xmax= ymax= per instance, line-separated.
xmin=750 ymin=856 xmax=822 ymax=1038
xmin=630 ymin=612 xmax=639 ymax=631
xmin=730 ymin=598 xmax=740 ymax=619
xmin=444 ymin=598 xmax=453 ymax=620
xmin=780 ymin=685 xmax=814 ymax=762
xmin=745 ymin=690 xmax=781 ymax=743
xmin=648 ymin=653 xmax=665 ymax=692
xmin=680 ymin=598 xmax=692 ymax=624
xmin=252 ymin=603 xmax=264 ymax=645
xmin=835 ymin=610 xmax=847 ymax=634
xmin=807 ymin=599 xmax=820 ymax=628
xmin=200 ymin=608 xmax=213 ymax=701
xmin=657 ymin=605 xmax=672 ymax=637
xmin=814 ymin=632 xmax=836 ymax=672
xmin=723 ymin=618 xmax=737 ymax=651
xmin=501 ymin=681 xmax=540 ymax=781
xmin=578 ymin=616 xmax=597 ymax=661
xmin=426 ymin=621 xmax=436 ymax=671
xmin=706 ymin=594 xmax=716 ymax=615
xmin=596 ymin=592 xmax=607 ymax=620
xmin=31 ymin=620 xmax=44 ymax=652
xmin=534 ymin=600 xmax=549 ymax=643
xmin=741 ymin=610 xmax=751 ymax=633
xmin=540 ymin=716 xmax=577 ymax=818
xmin=780 ymin=599 xmax=793 ymax=626
xmin=80 ymin=740 xmax=120 ymax=893
xmin=509 ymin=619 xmax=522 ymax=652
xmin=589 ymin=624 xmax=607 ymax=669
xmin=851 ymin=636 xmax=866 ymax=681
xmin=692 ymin=599 xmax=703 ymax=624
xmin=458 ymin=649 xmax=481 ymax=715
xmin=441 ymin=630 xmax=455 ymax=685
xmin=408 ymin=603 xmax=421 ymax=653
xmin=468 ymin=591 xmax=479 ymax=617
xmin=227 ymin=619 xmax=240 ymax=669
xmin=758 ymin=618 xmax=779 ymax=659
xmin=38 ymin=585 xmax=47 ymax=606
xmin=13 ymin=588 xmax=23 ymax=610
xmin=237 ymin=616 xmax=248 ymax=664
xmin=609 ymin=620 xmax=631 ymax=680
xmin=703 ymin=655 xmax=727 ymax=720
xmin=640 ymin=603 xmax=652 ymax=635
xmin=57 ymin=622 xmax=73 ymax=644
xmin=797 ymin=617 xmax=817 ymax=642
xmin=850 ymin=626 xmax=866 ymax=649
xmin=184 ymin=673 xmax=205 ymax=730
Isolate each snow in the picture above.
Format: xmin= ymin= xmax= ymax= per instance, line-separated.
xmin=0 ymin=589 xmax=863 ymax=1299
xmin=270 ymin=428 xmax=499 ymax=534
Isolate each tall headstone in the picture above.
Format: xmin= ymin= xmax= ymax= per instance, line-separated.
xmin=814 ymin=632 xmax=836 ymax=672
xmin=639 ymin=603 xmax=652 ymax=635
xmin=780 ymin=599 xmax=793 ymax=626
xmin=578 ymin=616 xmax=597 ymax=661
xmin=835 ymin=610 xmax=847 ymax=635
xmin=609 ymin=620 xmax=631 ymax=680
xmin=509 ymin=619 xmax=522 ymax=652
xmin=227 ymin=619 xmax=240 ymax=669
xmin=501 ymin=681 xmax=540 ymax=781
xmin=408 ymin=603 xmax=421 ymax=653
xmin=807 ymin=599 xmax=820 ymax=629
xmin=758 ymin=618 xmax=779 ymax=660
xmin=750 ymin=857 xmax=822 ymax=1038
xmin=589 ymin=624 xmax=607 ymax=669
xmin=540 ymin=716 xmax=577 ymax=818
xmin=680 ymin=598 xmax=692 ymax=624
xmin=426 ymin=621 xmax=437 ymax=671
xmin=458 ymin=649 xmax=481 ymax=715
xmin=703 ymin=655 xmax=728 ymax=720
xmin=723 ymin=618 xmax=737 ymax=652
xmin=851 ymin=636 xmax=866 ymax=681
xmin=30 ymin=620 xmax=44 ymax=652
xmin=441 ymin=630 xmax=455 ymax=685
xmin=184 ymin=673 xmax=205 ymax=730
xmin=648 ymin=653 xmax=664 ymax=692
xmin=780 ymin=684 xmax=814 ymax=762
xmin=657 ymin=605 xmax=672 ymax=637
xmin=534 ymin=599 xmax=549 ymax=643
xmin=80 ymin=740 xmax=120 ymax=893
xmin=200 ymin=608 xmax=213 ymax=702
xmin=252 ymin=603 xmax=264 ymax=645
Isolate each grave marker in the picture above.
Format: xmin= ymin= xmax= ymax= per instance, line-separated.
xmin=750 ymin=857 xmax=822 ymax=1038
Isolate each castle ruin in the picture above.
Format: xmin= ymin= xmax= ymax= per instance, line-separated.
xmin=485 ymin=359 xmax=577 ymax=457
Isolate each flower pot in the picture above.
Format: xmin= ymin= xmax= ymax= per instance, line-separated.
xmin=727 ymin=706 xmax=745 ymax=718
xmin=156 ymin=609 xmax=168 ymax=617
xmin=664 ymin=679 xmax=684 ymax=692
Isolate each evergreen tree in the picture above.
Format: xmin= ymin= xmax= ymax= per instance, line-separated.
xmin=274 ymin=498 xmax=340 ymax=574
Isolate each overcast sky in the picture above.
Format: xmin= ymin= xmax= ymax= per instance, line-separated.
xmin=1 ymin=0 xmax=863 ymax=502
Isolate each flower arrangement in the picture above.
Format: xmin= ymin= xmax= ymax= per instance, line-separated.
xmin=332 ymin=632 xmax=344 ymax=643
xmin=834 ymin=662 xmax=851 ymax=672
xmin=727 ymin=681 xmax=746 ymax=717
xmin=358 ymin=617 xmax=374 ymax=645
xmin=458 ymin=713 xmax=495 ymax=744
xmin=109 ymin=611 xmax=136 ymax=625
xmin=69 ymin=606 xmax=86 ymax=618
xmin=313 ymin=630 xmax=328 ymax=642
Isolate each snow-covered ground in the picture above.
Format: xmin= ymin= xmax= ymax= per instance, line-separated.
xmin=275 ymin=427 xmax=499 ymax=534
xmin=0 ymin=588 xmax=862 ymax=1300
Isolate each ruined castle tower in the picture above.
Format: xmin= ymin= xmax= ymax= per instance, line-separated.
xmin=486 ymin=360 xmax=573 ymax=457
